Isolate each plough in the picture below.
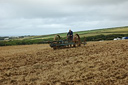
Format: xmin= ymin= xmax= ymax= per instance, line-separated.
xmin=49 ymin=34 xmax=85 ymax=49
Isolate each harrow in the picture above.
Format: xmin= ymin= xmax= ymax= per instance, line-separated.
xmin=49 ymin=34 xmax=85 ymax=49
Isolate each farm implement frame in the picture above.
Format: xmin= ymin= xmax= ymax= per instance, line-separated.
xmin=49 ymin=34 xmax=86 ymax=49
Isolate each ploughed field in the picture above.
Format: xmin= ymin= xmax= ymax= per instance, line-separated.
xmin=0 ymin=40 xmax=128 ymax=85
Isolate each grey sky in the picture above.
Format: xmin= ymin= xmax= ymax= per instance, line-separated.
xmin=0 ymin=0 xmax=128 ymax=36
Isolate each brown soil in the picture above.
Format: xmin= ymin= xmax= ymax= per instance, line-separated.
xmin=0 ymin=40 xmax=128 ymax=85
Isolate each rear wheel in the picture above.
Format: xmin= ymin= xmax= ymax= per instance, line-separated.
xmin=54 ymin=35 xmax=61 ymax=41
xmin=73 ymin=34 xmax=81 ymax=47
xmin=53 ymin=35 xmax=61 ymax=49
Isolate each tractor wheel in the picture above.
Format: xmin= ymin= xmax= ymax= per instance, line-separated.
xmin=73 ymin=34 xmax=81 ymax=47
xmin=54 ymin=35 xmax=61 ymax=41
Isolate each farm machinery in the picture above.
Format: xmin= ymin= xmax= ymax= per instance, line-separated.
xmin=49 ymin=34 xmax=85 ymax=49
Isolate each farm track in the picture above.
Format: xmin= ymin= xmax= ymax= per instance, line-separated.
xmin=0 ymin=40 xmax=128 ymax=85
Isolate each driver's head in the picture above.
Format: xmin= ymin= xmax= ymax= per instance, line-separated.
xmin=69 ymin=29 xmax=71 ymax=32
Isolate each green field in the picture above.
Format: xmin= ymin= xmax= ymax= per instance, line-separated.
xmin=26 ymin=26 xmax=128 ymax=40
xmin=0 ymin=26 xmax=128 ymax=46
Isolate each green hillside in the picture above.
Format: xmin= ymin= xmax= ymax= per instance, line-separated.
xmin=0 ymin=26 xmax=128 ymax=46
xmin=27 ymin=26 xmax=128 ymax=40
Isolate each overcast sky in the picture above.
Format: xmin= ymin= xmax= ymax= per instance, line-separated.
xmin=0 ymin=0 xmax=128 ymax=36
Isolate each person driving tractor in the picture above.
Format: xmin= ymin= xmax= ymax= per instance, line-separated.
xmin=67 ymin=30 xmax=73 ymax=41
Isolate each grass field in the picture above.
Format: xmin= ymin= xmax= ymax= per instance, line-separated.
xmin=0 ymin=40 xmax=128 ymax=85
xmin=27 ymin=26 xmax=128 ymax=40
xmin=0 ymin=26 xmax=128 ymax=46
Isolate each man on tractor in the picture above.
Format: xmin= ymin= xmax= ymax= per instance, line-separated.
xmin=67 ymin=30 xmax=73 ymax=41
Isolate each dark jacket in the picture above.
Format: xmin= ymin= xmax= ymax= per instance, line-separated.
xmin=67 ymin=31 xmax=73 ymax=36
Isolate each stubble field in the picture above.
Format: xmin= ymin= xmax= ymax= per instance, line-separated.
xmin=0 ymin=40 xmax=128 ymax=85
